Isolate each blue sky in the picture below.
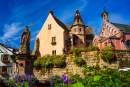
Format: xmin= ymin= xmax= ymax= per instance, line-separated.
xmin=0 ymin=0 xmax=130 ymax=51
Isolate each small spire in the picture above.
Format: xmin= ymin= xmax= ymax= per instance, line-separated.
xmin=103 ymin=7 xmax=105 ymax=11
xmin=95 ymin=29 xmax=97 ymax=35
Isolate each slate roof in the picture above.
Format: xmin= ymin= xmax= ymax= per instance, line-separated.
xmin=110 ymin=22 xmax=130 ymax=33
xmin=53 ymin=16 xmax=69 ymax=32
xmin=0 ymin=43 xmax=13 ymax=53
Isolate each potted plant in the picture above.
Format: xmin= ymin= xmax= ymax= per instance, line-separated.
xmin=0 ymin=72 xmax=9 ymax=77
xmin=51 ymin=41 xmax=56 ymax=45
xmin=1 ymin=60 xmax=10 ymax=63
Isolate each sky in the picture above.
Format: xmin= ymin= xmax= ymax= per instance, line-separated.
xmin=0 ymin=0 xmax=130 ymax=51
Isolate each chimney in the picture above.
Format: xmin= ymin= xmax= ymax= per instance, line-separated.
xmin=48 ymin=10 xmax=53 ymax=15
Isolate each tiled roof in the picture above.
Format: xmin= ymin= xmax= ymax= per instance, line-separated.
xmin=53 ymin=16 xmax=69 ymax=32
xmin=110 ymin=22 xmax=130 ymax=32
xmin=72 ymin=10 xmax=84 ymax=26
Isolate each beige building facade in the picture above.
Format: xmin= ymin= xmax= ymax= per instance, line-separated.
xmin=32 ymin=10 xmax=93 ymax=57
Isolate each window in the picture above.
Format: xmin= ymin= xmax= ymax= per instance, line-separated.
xmin=127 ymin=40 xmax=130 ymax=49
xmin=52 ymin=37 xmax=56 ymax=41
xmin=86 ymin=42 xmax=89 ymax=47
xmin=114 ymin=31 xmax=116 ymax=34
xmin=2 ymin=66 xmax=7 ymax=73
xmin=3 ymin=54 xmax=9 ymax=60
xmin=75 ymin=28 xmax=77 ymax=32
xmin=109 ymin=27 xmax=111 ymax=33
xmin=48 ymin=24 xmax=51 ymax=29
xmin=105 ymin=42 xmax=107 ymax=47
xmin=80 ymin=28 xmax=82 ymax=32
xmin=80 ymin=39 xmax=83 ymax=44
xmin=52 ymin=50 xmax=56 ymax=55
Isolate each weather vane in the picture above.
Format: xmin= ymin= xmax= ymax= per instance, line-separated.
xmin=76 ymin=3 xmax=78 ymax=10
xmin=5 ymin=36 xmax=8 ymax=45
xmin=103 ymin=7 xmax=105 ymax=11
xmin=29 ymin=23 xmax=33 ymax=31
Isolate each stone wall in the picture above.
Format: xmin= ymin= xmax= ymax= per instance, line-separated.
xmin=33 ymin=50 xmax=130 ymax=80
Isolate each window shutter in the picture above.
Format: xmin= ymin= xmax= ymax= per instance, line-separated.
xmin=9 ymin=55 xmax=11 ymax=61
xmin=7 ymin=67 xmax=10 ymax=74
xmin=0 ymin=67 xmax=2 ymax=73
xmin=1 ymin=54 xmax=3 ymax=60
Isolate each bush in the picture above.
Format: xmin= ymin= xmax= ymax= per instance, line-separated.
xmin=100 ymin=46 xmax=115 ymax=62
xmin=73 ymin=57 xmax=85 ymax=66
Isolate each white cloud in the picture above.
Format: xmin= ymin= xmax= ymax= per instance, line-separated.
xmin=0 ymin=22 xmax=24 ymax=45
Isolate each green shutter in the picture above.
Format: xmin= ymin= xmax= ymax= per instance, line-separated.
xmin=1 ymin=54 xmax=3 ymax=60
xmin=0 ymin=67 xmax=2 ymax=73
xmin=9 ymin=55 xmax=11 ymax=61
xmin=7 ymin=67 xmax=10 ymax=74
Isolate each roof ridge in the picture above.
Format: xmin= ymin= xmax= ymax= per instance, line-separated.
xmin=110 ymin=22 xmax=130 ymax=26
xmin=53 ymin=16 xmax=69 ymax=32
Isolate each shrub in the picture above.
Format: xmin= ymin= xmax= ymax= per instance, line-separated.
xmin=100 ymin=46 xmax=115 ymax=62
xmin=73 ymin=57 xmax=85 ymax=66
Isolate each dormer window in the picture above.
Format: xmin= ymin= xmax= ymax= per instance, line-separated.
xmin=48 ymin=24 xmax=51 ymax=29
xmin=80 ymin=28 xmax=82 ymax=32
xmin=75 ymin=28 xmax=77 ymax=32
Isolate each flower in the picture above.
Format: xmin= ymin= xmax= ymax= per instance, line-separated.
xmin=121 ymin=75 xmax=124 ymax=77
xmin=107 ymin=70 xmax=110 ymax=72
xmin=121 ymin=83 xmax=125 ymax=85
xmin=96 ymin=70 xmax=98 ymax=72
xmin=94 ymin=76 xmax=97 ymax=77
xmin=67 ymin=80 xmax=71 ymax=84
xmin=62 ymin=75 xmax=67 ymax=82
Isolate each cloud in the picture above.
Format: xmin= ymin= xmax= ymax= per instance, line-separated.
xmin=0 ymin=22 xmax=24 ymax=44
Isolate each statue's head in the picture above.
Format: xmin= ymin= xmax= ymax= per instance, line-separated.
xmin=25 ymin=25 xmax=28 ymax=30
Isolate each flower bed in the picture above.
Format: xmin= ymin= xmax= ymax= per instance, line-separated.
xmin=6 ymin=75 xmax=37 ymax=87
xmin=34 ymin=55 xmax=66 ymax=75
xmin=46 ymin=64 xmax=130 ymax=87
xmin=1 ymin=60 xmax=10 ymax=63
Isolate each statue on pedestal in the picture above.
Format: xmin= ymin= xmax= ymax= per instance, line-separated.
xmin=19 ymin=25 xmax=30 ymax=54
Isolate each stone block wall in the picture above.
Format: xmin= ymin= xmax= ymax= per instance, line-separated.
xmin=33 ymin=50 xmax=130 ymax=80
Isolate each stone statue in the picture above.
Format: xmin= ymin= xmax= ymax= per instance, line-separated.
xmin=20 ymin=26 xmax=30 ymax=46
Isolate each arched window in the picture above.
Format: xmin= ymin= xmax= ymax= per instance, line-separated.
xmin=109 ymin=27 xmax=111 ymax=35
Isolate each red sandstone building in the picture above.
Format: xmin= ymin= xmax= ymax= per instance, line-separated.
xmin=93 ymin=10 xmax=130 ymax=50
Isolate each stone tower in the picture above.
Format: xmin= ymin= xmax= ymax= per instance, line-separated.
xmin=70 ymin=9 xmax=86 ymax=48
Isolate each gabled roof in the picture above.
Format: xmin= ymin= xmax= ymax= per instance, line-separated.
xmin=53 ymin=16 xmax=69 ymax=32
xmin=110 ymin=22 xmax=130 ymax=32
xmin=72 ymin=9 xmax=84 ymax=26
xmin=0 ymin=43 xmax=13 ymax=53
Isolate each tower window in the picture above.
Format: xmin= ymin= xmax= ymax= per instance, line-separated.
xmin=127 ymin=40 xmax=130 ymax=49
xmin=80 ymin=28 xmax=82 ymax=32
xmin=75 ymin=28 xmax=77 ymax=32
